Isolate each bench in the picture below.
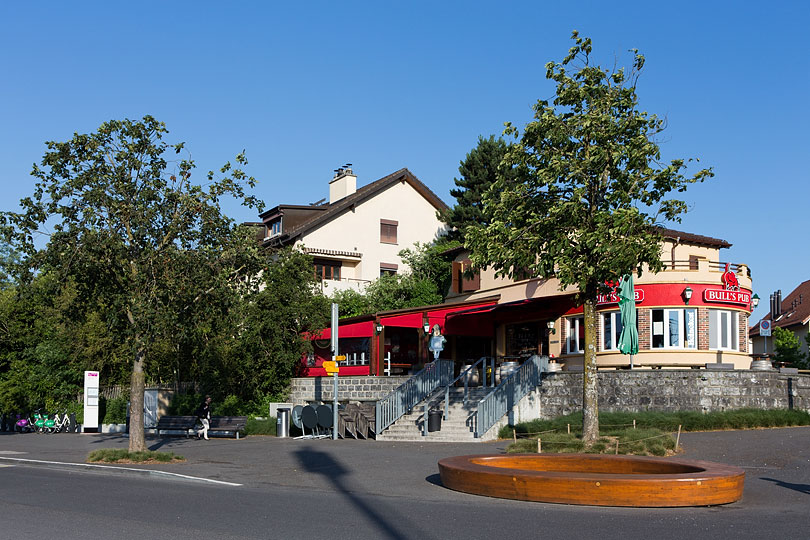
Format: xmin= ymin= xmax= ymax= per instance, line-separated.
xmin=155 ymin=416 xmax=197 ymax=437
xmin=208 ymin=416 xmax=248 ymax=439
xmin=154 ymin=415 xmax=247 ymax=439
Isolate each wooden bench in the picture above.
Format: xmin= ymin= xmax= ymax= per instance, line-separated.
xmin=208 ymin=416 xmax=248 ymax=439
xmin=155 ymin=416 xmax=197 ymax=437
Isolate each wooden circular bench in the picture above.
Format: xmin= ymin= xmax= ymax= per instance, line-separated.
xmin=438 ymin=454 xmax=744 ymax=507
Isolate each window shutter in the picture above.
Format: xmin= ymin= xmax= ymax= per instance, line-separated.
xmin=451 ymin=261 xmax=461 ymax=293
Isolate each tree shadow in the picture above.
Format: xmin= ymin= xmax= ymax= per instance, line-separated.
xmin=761 ymin=477 xmax=810 ymax=495
xmin=293 ymin=447 xmax=423 ymax=540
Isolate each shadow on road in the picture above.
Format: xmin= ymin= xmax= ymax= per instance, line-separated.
xmin=761 ymin=477 xmax=810 ymax=495
xmin=293 ymin=447 xmax=414 ymax=540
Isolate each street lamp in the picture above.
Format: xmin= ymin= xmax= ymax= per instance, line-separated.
xmin=683 ymin=286 xmax=693 ymax=305
xmin=546 ymin=320 xmax=556 ymax=335
xmin=751 ymin=293 xmax=760 ymax=310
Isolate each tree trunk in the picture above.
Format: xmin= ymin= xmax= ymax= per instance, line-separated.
xmin=128 ymin=345 xmax=147 ymax=452
xmin=581 ymin=298 xmax=599 ymax=443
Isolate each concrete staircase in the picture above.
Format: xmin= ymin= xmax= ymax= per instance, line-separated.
xmin=376 ymin=387 xmax=491 ymax=442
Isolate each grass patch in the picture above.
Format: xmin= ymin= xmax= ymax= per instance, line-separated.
xmin=87 ymin=449 xmax=184 ymax=464
xmin=507 ymin=428 xmax=675 ymax=456
xmin=245 ymin=417 xmax=276 ymax=436
xmin=500 ymin=408 xmax=810 ymax=440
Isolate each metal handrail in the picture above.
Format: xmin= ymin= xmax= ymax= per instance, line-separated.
xmin=442 ymin=356 xmax=495 ymax=420
xmin=475 ymin=355 xmax=548 ymax=438
xmin=375 ymin=359 xmax=453 ymax=434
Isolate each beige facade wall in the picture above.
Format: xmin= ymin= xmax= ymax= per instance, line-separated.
xmin=298 ymin=181 xmax=446 ymax=288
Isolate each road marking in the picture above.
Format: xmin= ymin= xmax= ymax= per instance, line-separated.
xmin=0 ymin=457 xmax=242 ymax=486
xmin=0 ymin=451 xmax=26 ymax=455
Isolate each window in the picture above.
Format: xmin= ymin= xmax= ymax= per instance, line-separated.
xmin=269 ymin=219 xmax=282 ymax=236
xmin=380 ymin=263 xmax=398 ymax=277
xmin=602 ymin=311 xmax=641 ymax=350
xmin=651 ymin=309 xmax=696 ymax=349
xmin=601 ymin=311 xmax=624 ymax=351
xmin=314 ymin=259 xmax=341 ymax=281
xmin=452 ymin=260 xmax=480 ymax=293
xmin=380 ymin=219 xmax=398 ymax=244
xmin=709 ymin=309 xmax=739 ymax=350
xmin=566 ymin=317 xmax=584 ymax=354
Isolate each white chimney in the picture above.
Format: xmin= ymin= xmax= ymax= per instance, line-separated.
xmin=329 ymin=166 xmax=356 ymax=204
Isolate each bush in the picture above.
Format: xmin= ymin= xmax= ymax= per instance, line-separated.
xmin=245 ymin=417 xmax=276 ymax=436
xmin=167 ymin=393 xmax=204 ymax=415
xmin=500 ymin=408 xmax=810 ymax=439
xmin=101 ymin=396 xmax=128 ymax=424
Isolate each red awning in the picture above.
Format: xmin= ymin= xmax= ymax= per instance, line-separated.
xmin=310 ymin=320 xmax=374 ymax=340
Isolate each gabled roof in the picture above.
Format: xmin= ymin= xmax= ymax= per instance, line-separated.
xmin=261 ymin=168 xmax=447 ymax=246
xmin=750 ymin=279 xmax=810 ymax=335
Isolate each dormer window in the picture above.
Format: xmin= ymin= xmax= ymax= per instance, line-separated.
xmin=269 ymin=219 xmax=282 ymax=237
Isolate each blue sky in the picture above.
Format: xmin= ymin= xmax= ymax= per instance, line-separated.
xmin=2 ymin=1 xmax=807 ymax=322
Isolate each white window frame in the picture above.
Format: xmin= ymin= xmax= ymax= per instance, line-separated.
xmin=566 ymin=316 xmax=584 ymax=354
xmin=651 ymin=308 xmax=697 ymax=349
xmin=601 ymin=311 xmax=623 ymax=351
xmin=709 ymin=309 xmax=739 ymax=351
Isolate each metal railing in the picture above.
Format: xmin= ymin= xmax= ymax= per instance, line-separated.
xmin=475 ymin=355 xmax=549 ymax=438
xmin=375 ymin=359 xmax=453 ymax=434
xmin=437 ymin=356 xmax=495 ymax=422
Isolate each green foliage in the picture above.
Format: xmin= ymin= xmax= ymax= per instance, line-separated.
xmin=773 ymin=327 xmax=808 ymax=368
xmin=467 ymin=32 xmax=713 ymax=300
xmin=501 ymin=409 xmax=810 ymax=439
xmin=101 ymin=396 xmax=129 ymax=424
xmin=167 ymin=393 xmax=203 ymax=415
xmin=466 ymin=32 xmax=712 ymax=441
xmin=506 ymin=428 xmax=674 ymax=456
xmin=0 ymin=117 xmax=333 ymax=449
xmin=440 ymin=135 xmax=513 ymax=242
xmin=245 ymin=416 xmax=276 ymax=435
xmin=331 ymin=240 xmax=455 ymax=318
xmin=87 ymin=449 xmax=183 ymax=463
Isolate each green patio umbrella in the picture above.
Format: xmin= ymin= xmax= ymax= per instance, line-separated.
xmin=618 ymin=274 xmax=638 ymax=356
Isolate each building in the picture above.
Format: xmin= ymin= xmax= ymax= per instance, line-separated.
xmin=307 ymin=227 xmax=756 ymax=376
xmin=443 ymin=228 xmax=755 ymax=370
xmin=258 ymin=167 xmax=447 ymax=294
xmin=750 ymin=280 xmax=810 ymax=358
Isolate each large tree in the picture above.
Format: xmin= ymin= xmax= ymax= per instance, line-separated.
xmin=440 ymin=135 xmax=511 ymax=242
xmin=1 ymin=116 xmax=263 ymax=451
xmin=466 ymin=32 xmax=712 ymax=443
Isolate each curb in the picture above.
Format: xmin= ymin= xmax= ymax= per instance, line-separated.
xmin=0 ymin=456 xmax=242 ymax=487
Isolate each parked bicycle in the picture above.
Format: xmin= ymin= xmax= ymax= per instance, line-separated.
xmin=32 ymin=409 xmax=56 ymax=434
xmin=52 ymin=410 xmax=74 ymax=433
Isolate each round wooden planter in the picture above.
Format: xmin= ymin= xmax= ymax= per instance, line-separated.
xmin=438 ymin=454 xmax=744 ymax=507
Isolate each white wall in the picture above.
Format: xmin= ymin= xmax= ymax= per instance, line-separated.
xmin=297 ymin=181 xmax=446 ymax=283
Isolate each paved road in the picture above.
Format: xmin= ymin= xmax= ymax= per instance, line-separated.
xmin=0 ymin=428 xmax=808 ymax=539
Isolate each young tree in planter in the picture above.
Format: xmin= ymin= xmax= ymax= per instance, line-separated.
xmin=772 ymin=326 xmax=808 ymax=369
xmin=0 ymin=116 xmax=262 ymax=452
xmin=466 ymin=32 xmax=713 ymax=443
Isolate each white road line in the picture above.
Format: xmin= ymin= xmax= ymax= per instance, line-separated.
xmin=0 ymin=457 xmax=242 ymax=486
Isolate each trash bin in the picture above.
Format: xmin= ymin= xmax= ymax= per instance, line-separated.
xmin=277 ymin=408 xmax=290 ymax=437
xmin=428 ymin=409 xmax=442 ymax=432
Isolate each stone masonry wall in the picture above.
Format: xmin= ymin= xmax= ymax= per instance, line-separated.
xmin=535 ymin=370 xmax=810 ymax=419
xmin=287 ymin=376 xmax=410 ymax=405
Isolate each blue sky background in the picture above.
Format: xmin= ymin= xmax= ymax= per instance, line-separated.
xmin=2 ymin=1 xmax=807 ymax=323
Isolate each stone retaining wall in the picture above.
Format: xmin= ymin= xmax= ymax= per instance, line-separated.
xmin=287 ymin=376 xmax=410 ymax=405
xmin=536 ymin=370 xmax=810 ymax=419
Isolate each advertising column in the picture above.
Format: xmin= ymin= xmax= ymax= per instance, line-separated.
xmin=83 ymin=371 xmax=100 ymax=433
